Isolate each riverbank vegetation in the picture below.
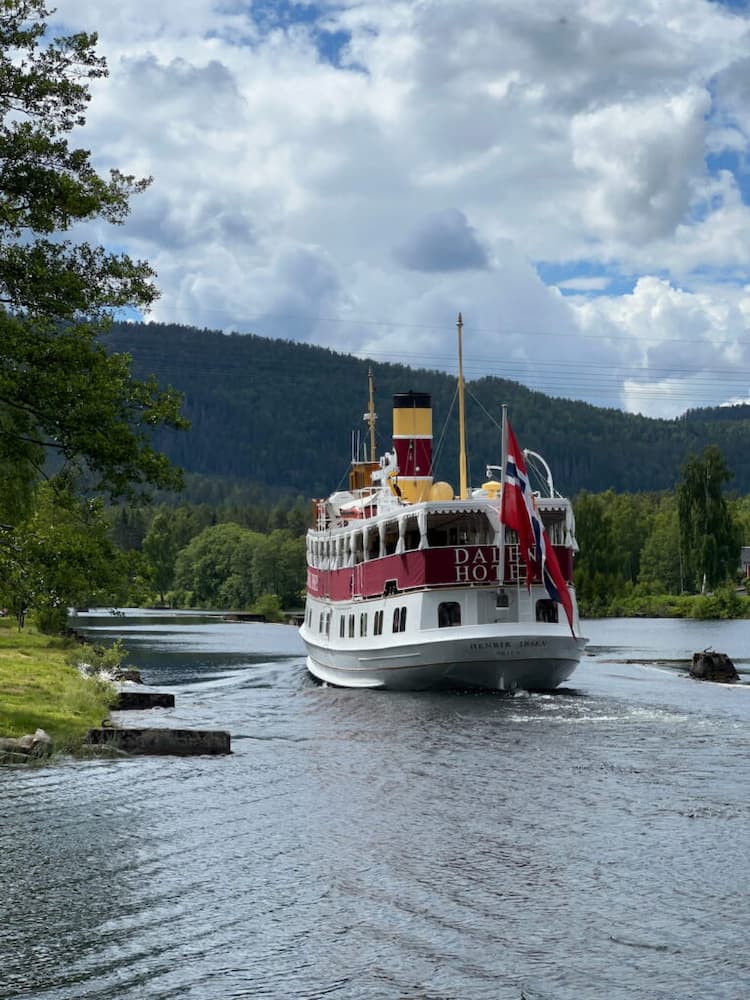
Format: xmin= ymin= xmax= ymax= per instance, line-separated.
xmin=574 ymin=447 xmax=750 ymax=617
xmin=0 ymin=620 xmax=115 ymax=749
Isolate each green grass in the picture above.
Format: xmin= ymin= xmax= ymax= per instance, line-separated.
xmin=0 ymin=619 xmax=117 ymax=752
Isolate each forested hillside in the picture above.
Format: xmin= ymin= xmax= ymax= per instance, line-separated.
xmin=105 ymin=322 xmax=750 ymax=497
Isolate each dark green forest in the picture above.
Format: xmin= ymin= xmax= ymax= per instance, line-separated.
xmin=106 ymin=321 xmax=750 ymax=499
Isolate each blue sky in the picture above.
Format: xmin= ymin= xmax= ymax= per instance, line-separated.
xmin=56 ymin=0 xmax=750 ymax=417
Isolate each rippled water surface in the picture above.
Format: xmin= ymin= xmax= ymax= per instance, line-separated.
xmin=2 ymin=614 xmax=750 ymax=999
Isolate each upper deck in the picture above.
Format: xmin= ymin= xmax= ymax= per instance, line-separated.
xmin=306 ymin=496 xmax=577 ymax=599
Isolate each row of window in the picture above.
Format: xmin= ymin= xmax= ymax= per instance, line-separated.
xmin=305 ymin=600 xmax=473 ymax=637
xmin=304 ymin=596 xmax=559 ymax=636
xmin=307 ymin=510 xmax=498 ymax=570
xmin=306 ymin=605 xmax=410 ymax=637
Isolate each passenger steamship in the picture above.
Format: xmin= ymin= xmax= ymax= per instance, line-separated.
xmin=299 ymin=317 xmax=588 ymax=690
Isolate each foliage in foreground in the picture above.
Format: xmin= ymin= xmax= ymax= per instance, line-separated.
xmin=0 ymin=1 xmax=187 ymax=635
xmin=0 ymin=620 xmax=116 ymax=747
xmin=0 ymin=1 xmax=186 ymax=509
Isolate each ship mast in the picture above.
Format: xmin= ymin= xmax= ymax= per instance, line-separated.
xmin=499 ymin=402 xmax=508 ymax=587
xmin=457 ymin=312 xmax=468 ymax=499
xmin=366 ymin=366 xmax=377 ymax=463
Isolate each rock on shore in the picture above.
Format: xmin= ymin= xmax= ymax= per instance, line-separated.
xmin=0 ymin=728 xmax=52 ymax=763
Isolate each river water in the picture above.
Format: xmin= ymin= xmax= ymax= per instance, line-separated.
xmin=2 ymin=613 xmax=749 ymax=1000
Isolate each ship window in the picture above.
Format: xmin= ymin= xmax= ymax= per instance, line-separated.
xmin=319 ymin=612 xmax=324 ymax=633
xmin=426 ymin=511 xmax=494 ymax=547
xmin=496 ymin=589 xmax=509 ymax=608
xmin=360 ymin=613 xmax=367 ymax=637
xmin=326 ymin=612 xmax=332 ymax=637
xmin=393 ymin=606 xmax=407 ymax=633
xmin=384 ymin=579 xmax=398 ymax=596
xmin=366 ymin=529 xmax=379 ymax=561
xmin=400 ymin=607 xmax=407 ymax=631
xmin=404 ymin=515 xmax=420 ymax=551
xmin=438 ymin=602 xmax=461 ymax=628
xmin=348 ymin=614 xmax=355 ymax=637
xmin=339 ymin=616 xmax=345 ymax=638
xmin=353 ymin=534 xmax=364 ymax=565
xmin=536 ymin=599 xmax=558 ymax=623
xmin=384 ymin=524 xmax=399 ymax=555
xmin=374 ymin=610 xmax=383 ymax=635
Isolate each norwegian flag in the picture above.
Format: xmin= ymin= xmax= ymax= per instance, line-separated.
xmin=501 ymin=420 xmax=575 ymax=636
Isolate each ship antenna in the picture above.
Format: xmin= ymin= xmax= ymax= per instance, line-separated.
xmin=366 ymin=366 xmax=377 ymax=463
xmin=457 ymin=312 xmax=468 ymax=499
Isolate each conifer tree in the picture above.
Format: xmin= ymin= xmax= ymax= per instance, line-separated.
xmin=677 ymin=446 xmax=740 ymax=592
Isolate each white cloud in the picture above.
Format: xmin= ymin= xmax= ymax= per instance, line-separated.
xmin=571 ymin=276 xmax=750 ymax=415
xmin=571 ymin=89 xmax=711 ymax=243
xmin=48 ymin=0 xmax=750 ymax=417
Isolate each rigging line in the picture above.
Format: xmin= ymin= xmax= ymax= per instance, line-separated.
xmin=466 ymin=386 xmax=503 ymax=434
xmin=124 ymin=359 xmax=750 ymax=391
xmin=431 ymin=386 xmax=458 ymax=476
xmin=120 ymin=344 xmax=750 ymax=380
xmin=119 ymin=356 xmax=750 ymax=405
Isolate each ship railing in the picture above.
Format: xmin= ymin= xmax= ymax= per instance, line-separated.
xmin=504 ymin=543 xmax=528 ymax=585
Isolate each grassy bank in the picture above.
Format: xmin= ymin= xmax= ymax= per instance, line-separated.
xmin=0 ymin=619 xmax=116 ymax=752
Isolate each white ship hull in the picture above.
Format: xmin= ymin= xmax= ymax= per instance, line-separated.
xmin=301 ymin=618 xmax=586 ymax=691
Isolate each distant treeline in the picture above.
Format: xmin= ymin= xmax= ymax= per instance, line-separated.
xmin=105 ymin=322 xmax=750 ymax=497
xmin=103 ymin=456 xmax=749 ymax=618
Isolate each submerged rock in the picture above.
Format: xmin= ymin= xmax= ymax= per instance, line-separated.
xmin=114 ymin=668 xmax=143 ymax=683
xmin=690 ymin=651 xmax=739 ymax=683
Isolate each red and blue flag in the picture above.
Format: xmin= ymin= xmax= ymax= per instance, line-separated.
xmin=501 ymin=420 xmax=575 ymax=635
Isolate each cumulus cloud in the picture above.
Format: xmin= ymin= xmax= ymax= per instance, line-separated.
xmin=394 ymin=210 xmax=489 ymax=272
xmin=50 ymin=0 xmax=750 ymax=417
xmin=570 ymin=276 xmax=750 ymax=414
xmin=571 ymin=89 xmax=710 ymax=243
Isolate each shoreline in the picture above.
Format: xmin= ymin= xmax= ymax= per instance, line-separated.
xmin=0 ymin=620 xmax=116 ymax=754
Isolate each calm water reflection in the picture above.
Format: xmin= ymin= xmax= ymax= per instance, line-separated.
xmin=1 ymin=613 xmax=749 ymax=999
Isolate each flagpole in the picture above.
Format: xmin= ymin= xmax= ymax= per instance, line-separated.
xmin=499 ymin=403 xmax=507 ymax=587
xmin=457 ymin=312 xmax=468 ymax=500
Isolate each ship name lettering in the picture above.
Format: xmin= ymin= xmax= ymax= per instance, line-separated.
xmin=454 ymin=547 xmax=497 ymax=583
